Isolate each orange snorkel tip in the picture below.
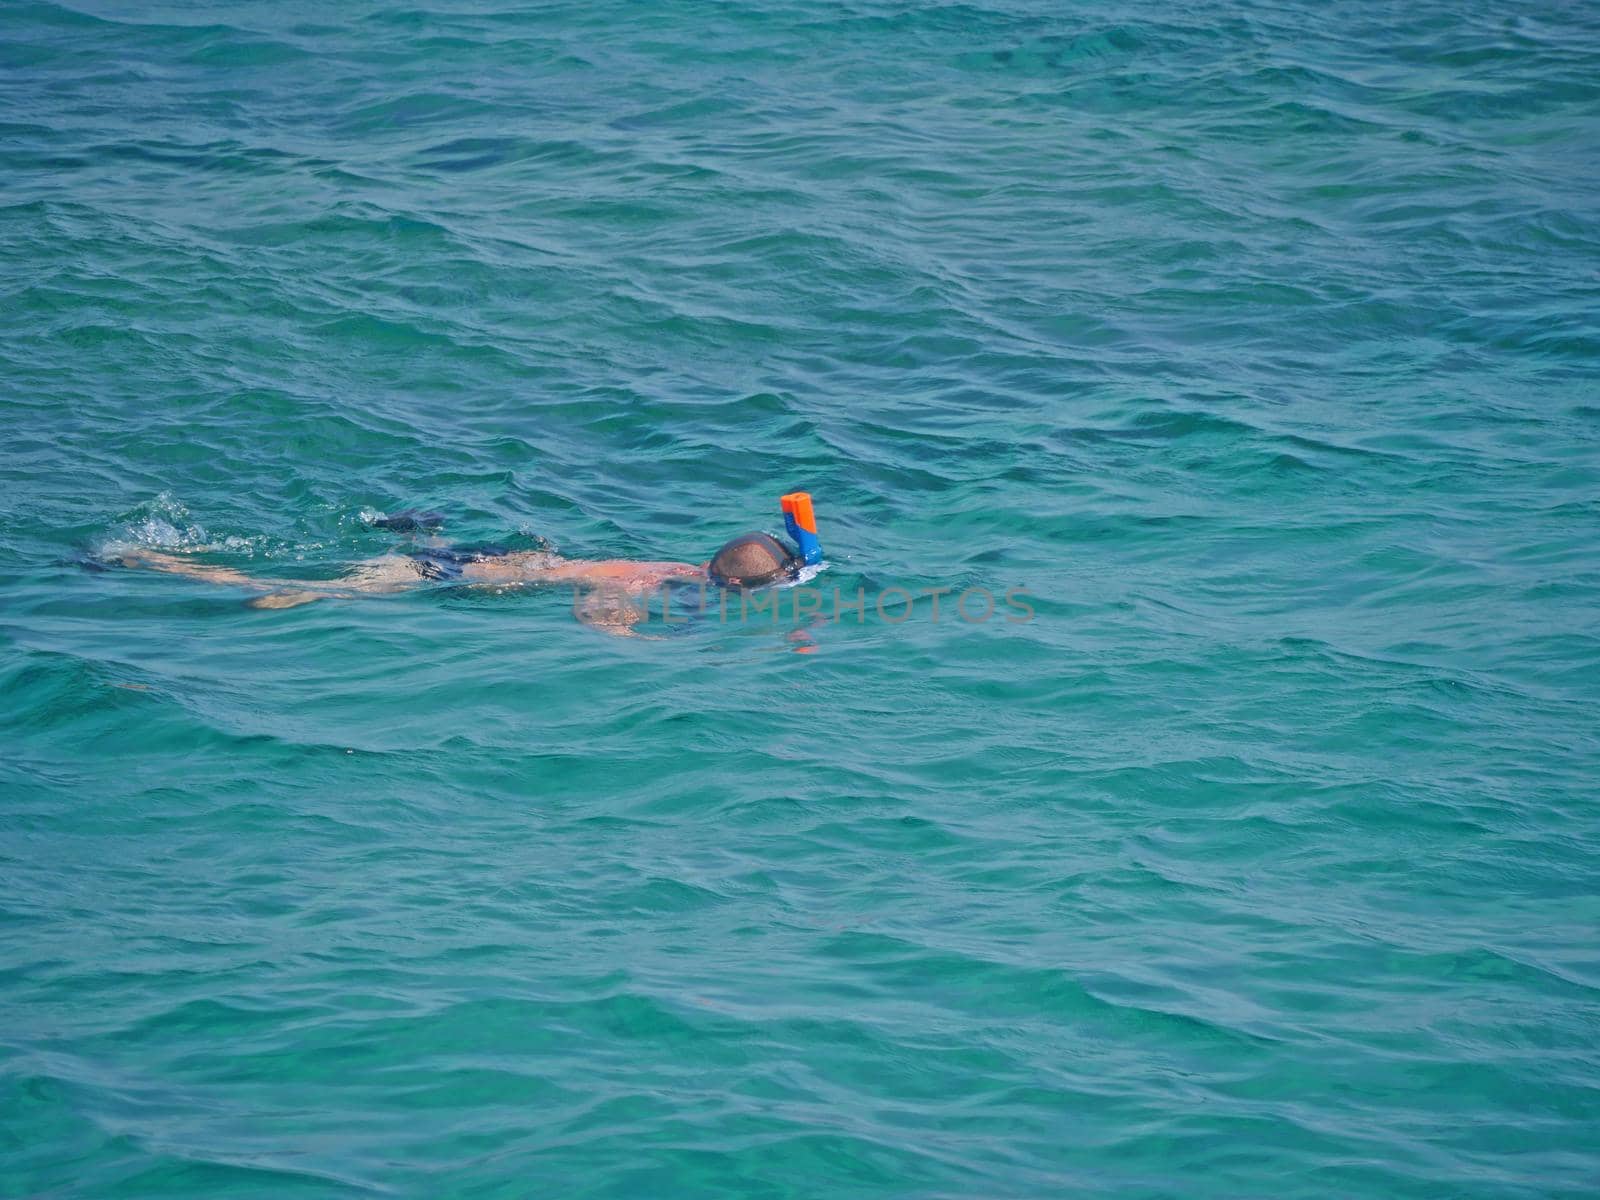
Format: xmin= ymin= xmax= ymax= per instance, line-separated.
xmin=780 ymin=492 xmax=823 ymax=565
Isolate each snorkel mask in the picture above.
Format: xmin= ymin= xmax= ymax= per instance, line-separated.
xmin=707 ymin=492 xmax=824 ymax=588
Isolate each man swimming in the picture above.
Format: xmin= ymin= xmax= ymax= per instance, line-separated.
xmin=116 ymin=523 xmax=806 ymax=634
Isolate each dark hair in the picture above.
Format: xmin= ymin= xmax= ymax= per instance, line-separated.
xmin=709 ymin=532 xmax=798 ymax=588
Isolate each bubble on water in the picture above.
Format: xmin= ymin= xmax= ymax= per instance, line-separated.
xmin=262 ymin=539 xmax=322 ymax=560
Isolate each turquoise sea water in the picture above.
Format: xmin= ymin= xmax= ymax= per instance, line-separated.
xmin=3 ymin=0 xmax=1599 ymax=1195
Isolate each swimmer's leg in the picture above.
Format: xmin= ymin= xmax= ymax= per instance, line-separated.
xmin=117 ymin=549 xmax=262 ymax=588
xmin=120 ymin=550 xmax=427 ymax=607
xmin=246 ymin=555 xmax=427 ymax=608
xmin=333 ymin=555 xmax=430 ymax=591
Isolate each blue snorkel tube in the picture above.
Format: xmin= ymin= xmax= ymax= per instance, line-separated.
xmin=781 ymin=492 xmax=823 ymax=567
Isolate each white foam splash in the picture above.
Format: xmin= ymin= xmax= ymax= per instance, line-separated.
xmin=99 ymin=492 xmax=206 ymax=553
xmin=97 ymin=493 xmax=269 ymax=559
xmin=783 ymin=560 xmax=829 ymax=588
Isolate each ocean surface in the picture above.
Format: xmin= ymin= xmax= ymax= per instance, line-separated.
xmin=3 ymin=0 xmax=1598 ymax=1195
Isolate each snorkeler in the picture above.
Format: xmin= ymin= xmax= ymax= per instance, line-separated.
xmin=114 ymin=494 xmax=822 ymax=636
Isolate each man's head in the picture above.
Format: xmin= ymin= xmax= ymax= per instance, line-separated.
xmin=708 ymin=531 xmax=798 ymax=588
